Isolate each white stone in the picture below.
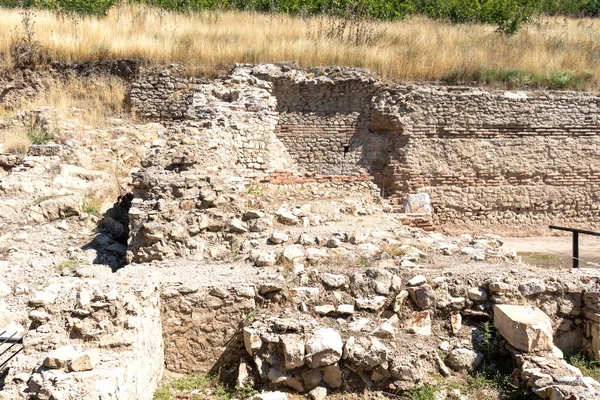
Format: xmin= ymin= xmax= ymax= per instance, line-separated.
xmin=408 ymin=275 xmax=427 ymax=286
xmin=320 ymin=273 xmax=346 ymax=288
xmin=256 ymin=252 xmax=277 ymax=267
xmin=69 ymin=349 xmax=99 ymax=372
xmin=229 ymin=218 xmax=249 ymax=233
xmin=281 ymin=334 xmax=305 ymax=370
xmin=243 ymin=328 xmax=262 ymax=355
xmin=405 ymin=311 xmax=431 ymax=336
xmin=446 ymin=348 xmax=483 ymax=372
xmin=0 ymin=282 xmax=11 ymax=298
xmin=305 ymin=328 xmax=343 ymax=368
xmin=44 ymin=346 xmax=79 ymax=369
xmin=343 ymin=336 xmax=388 ymax=368
xmin=282 ymin=245 xmax=305 ymax=263
xmin=251 ymin=392 xmax=288 ymax=400
xmin=315 ymin=305 xmax=336 ymax=315
xmin=493 ymin=304 xmax=554 ymax=352
xmin=467 ymin=287 xmax=488 ymax=302
xmin=355 ymin=296 xmax=387 ymax=311
xmin=276 ymin=210 xmax=299 ymax=225
xmin=337 ymin=304 xmax=354 ymax=314
xmin=519 ymin=279 xmax=546 ymax=296
xmin=269 ymin=232 xmax=289 ymax=244
xmin=309 ymin=386 xmax=327 ymax=400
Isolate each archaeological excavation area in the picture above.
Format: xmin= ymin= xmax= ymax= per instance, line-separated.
xmin=1 ymin=63 xmax=600 ymax=399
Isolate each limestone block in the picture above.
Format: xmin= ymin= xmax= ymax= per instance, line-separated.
xmin=244 ymin=328 xmax=262 ymax=355
xmin=403 ymin=193 xmax=432 ymax=215
xmin=69 ymin=349 xmax=100 ymax=372
xmin=493 ymin=305 xmax=553 ymax=352
xmin=405 ymin=311 xmax=432 ymax=336
xmin=280 ymin=334 xmax=305 ymax=370
xmin=43 ymin=346 xmax=78 ymax=369
xmin=343 ymin=336 xmax=388 ymax=368
xmin=305 ymin=328 xmax=343 ymax=368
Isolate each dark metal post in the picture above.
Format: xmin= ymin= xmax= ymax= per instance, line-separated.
xmin=573 ymin=232 xmax=579 ymax=268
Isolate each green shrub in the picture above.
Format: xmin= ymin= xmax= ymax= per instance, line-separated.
xmin=0 ymin=0 xmax=117 ymax=16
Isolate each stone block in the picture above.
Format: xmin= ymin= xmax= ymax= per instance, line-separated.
xmin=493 ymin=305 xmax=553 ymax=352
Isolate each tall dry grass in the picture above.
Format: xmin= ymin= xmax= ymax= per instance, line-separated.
xmin=1 ymin=5 xmax=600 ymax=85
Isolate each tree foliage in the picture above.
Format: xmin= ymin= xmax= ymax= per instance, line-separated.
xmin=1 ymin=0 xmax=600 ymax=33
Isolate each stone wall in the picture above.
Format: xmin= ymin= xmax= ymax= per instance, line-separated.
xmin=374 ymin=86 xmax=600 ymax=230
xmin=160 ymin=284 xmax=256 ymax=374
xmin=153 ymin=262 xmax=600 ymax=398
xmin=0 ymin=270 xmax=164 ymax=400
xmin=129 ymin=65 xmax=600 ymax=231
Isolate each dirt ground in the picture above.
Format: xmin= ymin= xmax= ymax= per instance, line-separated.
xmin=504 ymin=235 xmax=600 ymax=269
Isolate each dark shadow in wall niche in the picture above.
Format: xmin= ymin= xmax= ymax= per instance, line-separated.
xmin=207 ymin=327 xmax=248 ymax=387
xmin=80 ymin=193 xmax=133 ymax=271
xmin=266 ymin=77 xmax=410 ymax=198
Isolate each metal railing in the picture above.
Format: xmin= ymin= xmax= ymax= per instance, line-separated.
xmin=549 ymin=225 xmax=600 ymax=268
xmin=0 ymin=330 xmax=23 ymax=371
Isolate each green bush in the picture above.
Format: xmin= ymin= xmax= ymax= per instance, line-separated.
xmin=0 ymin=0 xmax=117 ymax=15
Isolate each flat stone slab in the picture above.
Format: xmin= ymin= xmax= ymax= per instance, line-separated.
xmin=493 ymin=305 xmax=553 ymax=352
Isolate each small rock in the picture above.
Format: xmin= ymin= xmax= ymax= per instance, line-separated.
xmin=256 ymin=252 xmax=277 ymax=267
xmin=408 ymin=275 xmax=427 ymax=286
xmin=281 ymin=334 xmax=305 ymax=370
xmin=251 ymin=392 xmax=288 ymax=400
xmin=69 ymin=349 xmax=99 ymax=372
xmin=243 ymin=210 xmax=265 ymax=220
xmin=269 ymin=232 xmax=289 ymax=244
xmin=320 ymin=273 xmax=346 ymax=289
xmin=315 ymin=305 xmax=336 ymax=315
xmin=343 ymin=336 xmax=388 ymax=368
xmin=467 ymin=287 xmax=488 ymax=302
xmin=322 ymin=365 xmax=343 ymax=388
xmin=446 ymin=348 xmax=484 ymax=372
xmin=355 ymin=296 xmax=387 ymax=311
xmin=337 ymin=304 xmax=354 ymax=314
xmin=518 ymin=279 xmax=546 ymax=296
xmin=309 ymin=386 xmax=327 ymax=400
xmin=408 ymin=284 xmax=436 ymax=309
xmin=451 ymin=314 xmax=462 ymax=335
xmin=405 ymin=311 xmax=431 ymax=336
xmin=276 ymin=210 xmax=299 ymax=225
xmin=326 ymin=238 xmax=341 ymax=248
xmin=43 ymin=346 xmax=78 ymax=369
xmin=229 ymin=218 xmax=249 ymax=233
xmin=282 ymin=245 xmax=305 ymax=263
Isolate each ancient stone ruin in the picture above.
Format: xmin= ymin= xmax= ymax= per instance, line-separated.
xmin=1 ymin=63 xmax=600 ymax=399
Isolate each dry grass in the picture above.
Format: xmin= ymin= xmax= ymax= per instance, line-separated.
xmin=1 ymin=5 xmax=600 ymax=86
xmin=0 ymin=128 xmax=29 ymax=154
xmin=24 ymin=76 xmax=126 ymax=127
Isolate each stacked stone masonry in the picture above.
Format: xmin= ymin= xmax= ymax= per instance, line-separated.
xmin=130 ymin=64 xmax=600 ymax=229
